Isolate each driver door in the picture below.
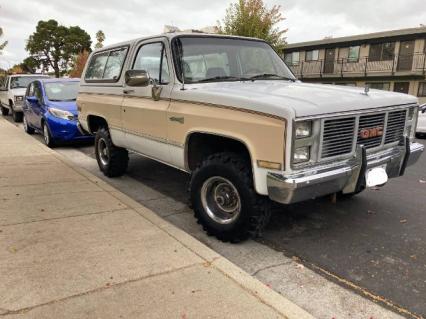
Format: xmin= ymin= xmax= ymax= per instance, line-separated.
xmin=121 ymin=38 xmax=173 ymax=163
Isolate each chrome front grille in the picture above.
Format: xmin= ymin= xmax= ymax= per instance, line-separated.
xmin=385 ymin=110 xmax=406 ymax=144
xmin=357 ymin=113 xmax=385 ymax=148
xmin=321 ymin=117 xmax=356 ymax=158
xmin=320 ymin=108 xmax=407 ymax=159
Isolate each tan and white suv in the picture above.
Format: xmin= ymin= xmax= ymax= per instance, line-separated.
xmin=77 ymin=32 xmax=423 ymax=242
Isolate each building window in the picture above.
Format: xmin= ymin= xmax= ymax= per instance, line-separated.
xmin=418 ymin=82 xmax=426 ymax=97
xmin=305 ymin=50 xmax=319 ymax=61
xmin=367 ymin=82 xmax=391 ymax=91
xmin=368 ymin=42 xmax=395 ymax=61
xmin=335 ymin=82 xmax=357 ymax=87
xmin=348 ymin=46 xmax=360 ymax=62
xmin=284 ymin=52 xmax=300 ymax=66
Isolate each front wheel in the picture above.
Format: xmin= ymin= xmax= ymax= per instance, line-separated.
xmin=1 ymin=106 xmax=9 ymax=116
xmin=42 ymin=122 xmax=55 ymax=148
xmin=95 ymin=127 xmax=129 ymax=177
xmin=190 ymin=152 xmax=271 ymax=243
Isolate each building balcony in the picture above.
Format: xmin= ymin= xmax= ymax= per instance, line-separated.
xmin=289 ymin=53 xmax=426 ymax=79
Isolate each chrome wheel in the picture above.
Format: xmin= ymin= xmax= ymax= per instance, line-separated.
xmin=201 ymin=176 xmax=241 ymax=225
xmin=43 ymin=124 xmax=50 ymax=145
xmin=97 ymin=138 xmax=109 ymax=166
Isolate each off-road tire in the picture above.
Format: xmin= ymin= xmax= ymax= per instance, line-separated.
xmin=190 ymin=152 xmax=271 ymax=243
xmin=1 ymin=106 xmax=9 ymax=116
xmin=95 ymin=127 xmax=129 ymax=177
xmin=23 ymin=115 xmax=35 ymax=134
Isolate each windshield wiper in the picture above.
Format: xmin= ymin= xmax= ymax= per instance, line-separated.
xmin=196 ymin=76 xmax=249 ymax=83
xmin=249 ymin=73 xmax=295 ymax=81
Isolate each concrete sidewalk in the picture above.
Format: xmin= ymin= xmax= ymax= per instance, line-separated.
xmin=0 ymin=117 xmax=314 ymax=319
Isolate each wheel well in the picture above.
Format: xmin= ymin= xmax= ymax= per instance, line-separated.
xmin=9 ymin=99 xmax=13 ymax=107
xmin=87 ymin=115 xmax=108 ymax=134
xmin=186 ymin=133 xmax=252 ymax=171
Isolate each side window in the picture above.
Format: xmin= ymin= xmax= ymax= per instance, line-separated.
xmin=133 ymin=42 xmax=170 ymax=84
xmin=34 ymin=83 xmax=43 ymax=102
xmin=26 ymin=82 xmax=34 ymax=96
xmin=85 ymin=52 xmax=109 ymax=80
xmin=103 ymin=48 xmax=128 ymax=80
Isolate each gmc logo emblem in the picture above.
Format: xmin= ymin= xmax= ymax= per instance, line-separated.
xmin=359 ymin=127 xmax=384 ymax=139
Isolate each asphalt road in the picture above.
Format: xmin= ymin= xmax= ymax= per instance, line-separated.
xmin=5 ymin=116 xmax=426 ymax=317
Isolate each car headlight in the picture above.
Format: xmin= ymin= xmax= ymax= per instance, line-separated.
xmin=407 ymin=107 xmax=415 ymax=120
xmin=14 ymin=96 xmax=23 ymax=102
xmin=48 ymin=108 xmax=74 ymax=120
xmin=295 ymin=121 xmax=312 ymax=138
xmin=293 ymin=146 xmax=310 ymax=163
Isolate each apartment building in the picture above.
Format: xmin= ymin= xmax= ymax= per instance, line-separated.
xmin=283 ymin=27 xmax=426 ymax=103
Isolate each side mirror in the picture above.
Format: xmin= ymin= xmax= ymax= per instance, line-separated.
xmin=26 ymin=96 xmax=38 ymax=103
xmin=420 ymin=104 xmax=426 ymax=114
xmin=125 ymin=70 xmax=150 ymax=87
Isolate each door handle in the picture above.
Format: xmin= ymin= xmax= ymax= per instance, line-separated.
xmin=123 ymin=89 xmax=134 ymax=94
xmin=169 ymin=116 xmax=184 ymax=124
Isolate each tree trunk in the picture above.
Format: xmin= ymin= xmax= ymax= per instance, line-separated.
xmin=53 ymin=60 xmax=60 ymax=78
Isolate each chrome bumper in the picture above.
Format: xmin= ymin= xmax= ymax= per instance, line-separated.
xmin=267 ymin=140 xmax=424 ymax=204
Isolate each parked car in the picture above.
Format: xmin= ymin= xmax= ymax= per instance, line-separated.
xmin=416 ymin=104 xmax=426 ymax=138
xmin=22 ymin=78 xmax=93 ymax=147
xmin=0 ymin=74 xmax=50 ymax=122
xmin=77 ymin=33 xmax=424 ymax=242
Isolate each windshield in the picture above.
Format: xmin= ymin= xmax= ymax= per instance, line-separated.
xmin=10 ymin=76 xmax=47 ymax=89
xmin=174 ymin=37 xmax=295 ymax=84
xmin=44 ymin=82 xmax=79 ymax=101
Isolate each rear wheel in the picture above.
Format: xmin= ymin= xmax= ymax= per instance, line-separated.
xmin=1 ymin=106 xmax=9 ymax=116
xmin=95 ymin=127 xmax=129 ymax=177
xmin=190 ymin=152 xmax=271 ymax=243
xmin=23 ymin=115 xmax=35 ymax=134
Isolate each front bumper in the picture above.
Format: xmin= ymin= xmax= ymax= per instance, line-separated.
xmin=267 ymin=140 xmax=424 ymax=204
xmin=46 ymin=115 xmax=93 ymax=142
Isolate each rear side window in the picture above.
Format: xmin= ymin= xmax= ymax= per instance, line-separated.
xmin=85 ymin=47 xmax=128 ymax=82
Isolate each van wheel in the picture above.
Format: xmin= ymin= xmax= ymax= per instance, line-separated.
xmin=1 ymin=106 xmax=9 ymax=116
xmin=10 ymin=104 xmax=23 ymax=122
xmin=23 ymin=115 xmax=35 ymax=134
xmin=190 ymin=152 xmax=271 ymax=243
xmin=95 ymin=127 xmax=129 ymax=177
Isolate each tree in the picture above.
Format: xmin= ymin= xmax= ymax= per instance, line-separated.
xmin=69 ymin=50 xmax=89 ymax=78
xmin=218 ymin=0 xmax=287 ymax=50
xmin=95 ymin=30 xmax=105 ymax=49
xmin=25 ymin=20 xmax=91 ymax=78
xmin=0 ymin=27 xmax=8 ymax=55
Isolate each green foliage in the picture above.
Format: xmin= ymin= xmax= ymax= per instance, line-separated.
xmin=25 ymin=19 xmax=92 ymax=77
xmin=218 ymin=0 xmax=287 ymax=50
xmin=0 ymin=27 xmax=8 ymax=55
xmin=95 ymin=30 xmax=105 ymax=49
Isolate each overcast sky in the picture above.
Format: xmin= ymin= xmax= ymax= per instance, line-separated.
xmin=1 ymin=0 xmax=426 ymax=68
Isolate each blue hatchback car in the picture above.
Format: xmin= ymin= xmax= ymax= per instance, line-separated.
xmin=22 ymin=78 xmax=93 ymax=147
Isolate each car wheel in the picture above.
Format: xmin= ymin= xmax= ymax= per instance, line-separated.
xmin=42 ymin=122 xmax=55 ymax=148
xmin=11 ymin=106 xmax=23 ymax=122
xmin=95 ymin=127 xmax=129 ymax=177
xmin=1 ymin=106 xmax=9 ymax=116
xmin=23 ymin=115 xmax=35 ymax=134
xmin=190 ymin=152 xmax=271 ymax=243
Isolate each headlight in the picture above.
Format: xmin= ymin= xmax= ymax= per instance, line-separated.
xmin=293 ymin=146 xmax=310 ymax=163
xmin=295 ymin=121 xmax=312 ymax=138
xmin=14 ymin=96 xmax=23 ymax=102
xmin=48 ymin=108 xmax=74 ymax=120
xmin=407 ymin=107 xmax=415 ymax=120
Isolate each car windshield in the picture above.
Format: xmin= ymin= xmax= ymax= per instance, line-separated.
xmin=174 ymin=37 xmax=295 ymax=84
xmin=10 ymin=76 xmax=46 ymax=89
xmin=44 ymin=81 xmax=79 ymax=101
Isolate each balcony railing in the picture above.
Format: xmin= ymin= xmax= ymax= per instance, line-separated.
xmin=289 ymin=53 xmax=426 ymax=79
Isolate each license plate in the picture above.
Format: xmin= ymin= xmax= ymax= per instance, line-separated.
xmin=365 ymin=165 xmax=388 ymax=187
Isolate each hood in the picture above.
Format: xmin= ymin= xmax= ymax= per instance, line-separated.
xmin=10 ymin=88 xmax=26 ymax=97
xmin=47 ymin=100 xmax=78 ymax=115
xmin=174 ymin=81 xmax=418 ymax=118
